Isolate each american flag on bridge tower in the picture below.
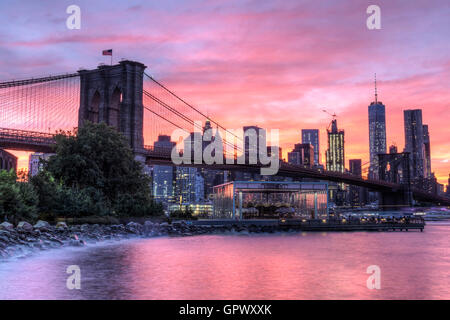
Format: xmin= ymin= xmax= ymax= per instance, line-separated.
xmin=102 ymin=49 xmax=112 ymax=56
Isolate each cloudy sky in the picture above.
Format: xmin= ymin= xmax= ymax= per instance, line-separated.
xmin=1 ymin=0 xmax=449 ymax=184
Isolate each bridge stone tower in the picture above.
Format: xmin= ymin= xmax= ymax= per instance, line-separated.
xmin=78 ymin=60 xmax=146 ymax=152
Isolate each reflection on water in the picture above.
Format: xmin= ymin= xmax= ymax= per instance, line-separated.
xmin=0 ymin=222 xmax=449 ymax=300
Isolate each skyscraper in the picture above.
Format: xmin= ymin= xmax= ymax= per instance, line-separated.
xmin=368 ymin=75 xmax=387 ymax=179
xmin=301 ymin=129 xmax=320 ymax=165
xmin=201 ymin=120 xmax=226 ymax=200
xmin=447 ymin=174 xmax=450 ymax=196
xmin=243 ymin=125 xmax=266 ymax=163
xmin=326 ymin=119 xmax=345 ymax=173
xmin=175 ymin=167 xmax=205 ymax=204
xmin=349 ymin=159 xmax=365 ymax=207
xmin=403 ymin=109 xmax=425 ymax=179
xmin=349 ymin=159 xmax=362 ymax=177
xmin=152 ymin=135 xmax=176 ymax=203
xmin=423 ymin=124 xmax=431 ymax=178
xmin=288 ymin=143 xmax=314 ymax=167
xmin=28 ymin=152 xmax=52 ymax=176
xmin=389 ymin=144 xmax=398 ymax=154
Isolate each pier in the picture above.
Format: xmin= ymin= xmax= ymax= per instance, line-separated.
xmin=193 ymin=217 xmax=425 ymax=232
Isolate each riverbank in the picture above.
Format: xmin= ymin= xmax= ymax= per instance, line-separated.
xmin=0 ymin=220 xmax=261 ymax=260
xmin=0 ymin=220 xmax=203 ymax=259
xmin=0 ymin=217 xmax=426 ymax=260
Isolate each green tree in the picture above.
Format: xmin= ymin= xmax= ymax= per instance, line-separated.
xmin=30 ymin=171 xmax=103 ymax=218
xmin=43 ymin=122 xmax=161 ymax=217
xmin=0 ymin=170 xmax=38 ymax=222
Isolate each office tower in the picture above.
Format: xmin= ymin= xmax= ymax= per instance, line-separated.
xmin=203 ymin=119 xmax=212 ymax=134
xmin=287 ymin=151 xmax=301 ymax=165
xmin=349 ymin=159 xmax=362 ymax=177
xmin=403 ymin=109 xmax=425 ymax=179
xmin=287 ymin=143 xmax=314 ymax=167
xmin=184 ymin=131 xmax=203 ymax=162
xmin=326 ymin=119 xmax=345 ymax=173
xmin=301 ymin=129 xmax=320 ymax=165
xmin=389 ymin=144 xmax=398 ymax=154
xmin=152 ymin=135 xmax=176 ymax=203
xmin=447 ymin=174 xmax=450 ymax=196
xmin=266 ymin=146 xmax=282 ymax=160
xmin=28 ymin=152 xmax=52 ymax=176
xmin=423 ymin=124 xmax=431 ymax=178
xmin=349 ymin=159 xmax=364 ymax=206
xmin=243 ymin=125 xmax=266 ymax=163
xmin=194 ymin=171 xmax=205 ymax=202
xmin=202 ymin=119 xmax=213 ymax=151
xmin=368 ymin=75 xmax=387 ymax=179
xmin=175 ymin=167 xmax=204 ymax=204
xmin=201 ymin=168 xmax=225 ymax=200
xmin=154 ymin=134 xmax=175 ymax=150
xmin=200 ymin=120 xmax=226 ymax=199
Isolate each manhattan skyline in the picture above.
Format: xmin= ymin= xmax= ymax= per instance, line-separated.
xmin=0 ymin=0 xmax=449 ymax=184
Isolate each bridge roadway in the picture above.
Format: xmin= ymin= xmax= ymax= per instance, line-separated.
xmin=0 ymin=127 xmax=56 ymax=153
xmin=1 ymin=128 xmax=450 ymax=206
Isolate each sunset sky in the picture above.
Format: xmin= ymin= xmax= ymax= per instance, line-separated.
xmin=0 ymin=0 xmax=449 ymax=184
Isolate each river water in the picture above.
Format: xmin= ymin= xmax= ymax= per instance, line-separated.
xmin=0 ymin=221 xmax=449 ymax=300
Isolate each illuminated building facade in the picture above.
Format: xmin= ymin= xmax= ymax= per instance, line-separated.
xmin=288 ymin=143 xmax=314 ymax=167
xmin=423 ymin=124 xmax=431 ymax=179
xmin=326 ymin=119 xmax=345 ymax=173
xmin=368 ymin=101 xmax=387 ymax=179
xmin=152 ymin=135 xmax=176 ymax=203
xmin=301 ymin=129 xmax=320 ymax=165
xmin=403 ymin=109 xmax=425 ymax=180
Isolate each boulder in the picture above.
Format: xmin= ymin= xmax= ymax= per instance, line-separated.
xmin=56 ymin=221 xmax=68 ymax=229
xmin=126 ymin=222 xmax=143 ymax=231
xmin=125 ymin=222 xmax=142 ymax=235
xmin=0 ymin=222 xmax=14 ymax=230
xmin=143 ymin=221 xmax=154 ymax=233
xmin=49 ymin=237 xmax=63 ymax=245
xmin=34 ymin=220 xmax=50 ymax=230
xmin=110 ymin=224 xmax=125 ymax=231
xmin=70 ymin=225 xmax=81 ymax=232
xmin=69 ymin=239 xmax=85 ymax=247
xmin=17 ymin=221 xmax=33 ymax=232
xmin=0 ymin=232 xmax=11 ymax=244
xmin=144 ymin=221 xmax=154 ymax=227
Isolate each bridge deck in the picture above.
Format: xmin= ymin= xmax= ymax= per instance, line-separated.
xmin=1 ymin=129 xmax=449 ymax=205
xmin=193 ymin=219 xmax=425 ymax=232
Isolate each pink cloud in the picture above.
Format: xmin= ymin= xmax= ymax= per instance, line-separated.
xmin=1 ymin=0 xmax=449 ymax=184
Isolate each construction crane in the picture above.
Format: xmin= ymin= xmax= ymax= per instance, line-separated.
xmin=322 ymin=109 xmax=337 ymax=130
xmin=322 ymin=109 xmax=337 ymax=119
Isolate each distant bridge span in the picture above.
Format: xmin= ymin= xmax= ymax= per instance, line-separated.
xmin=147 ymin=152 xmax=450 ymax=206
xmin=2 ymin=127 xmax=446 ymax=206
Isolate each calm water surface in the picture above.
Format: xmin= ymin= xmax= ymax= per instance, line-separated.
xmin=0 ymin=222 xmax=449 ymax=299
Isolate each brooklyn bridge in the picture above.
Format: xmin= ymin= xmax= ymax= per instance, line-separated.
xmin=0 ymin=60 xmax=449 ymax=207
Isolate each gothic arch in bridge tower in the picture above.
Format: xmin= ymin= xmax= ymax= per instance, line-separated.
xmin=108 ymin=86 xmax=122 ymax=129
xmin=78 ymin=60 xmax=146 ymax=151
xmin=88 ymin=91 xmax=100 ymax=123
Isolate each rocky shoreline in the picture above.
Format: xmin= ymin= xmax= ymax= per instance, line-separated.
xmin=0 ymin=220 xmax=263 ymax=260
